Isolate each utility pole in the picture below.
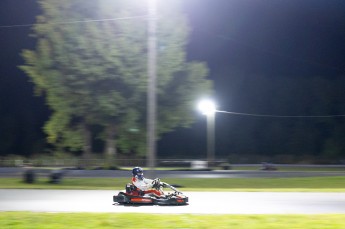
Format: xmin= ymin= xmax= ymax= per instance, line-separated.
xmin=147 ymin=0 xmax=157 ymax=174
xmin=207 ymin=112 xmax=215 ymax=167
xmin=197 ymin=99 xmax=216 ymax=168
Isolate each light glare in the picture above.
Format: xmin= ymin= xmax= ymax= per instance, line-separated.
xmin=198 ymin=99 xmax=216 ymax=115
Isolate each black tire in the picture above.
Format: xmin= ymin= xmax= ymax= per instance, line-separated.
xmin=113 ymin=193 xmax=129 ymax=203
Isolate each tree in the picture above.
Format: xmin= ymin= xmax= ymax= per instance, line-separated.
xmin=20 ymin=0 xmax=212 ymax=158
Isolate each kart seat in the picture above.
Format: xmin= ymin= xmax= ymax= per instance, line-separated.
xmin=125 ymin=183 xmax=136 ymax=193
xmin=125 ymin=183 xmax=143 ymax=196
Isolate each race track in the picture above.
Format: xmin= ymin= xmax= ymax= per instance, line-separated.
xmin=0 ymin=189 xmax=344 ymax=214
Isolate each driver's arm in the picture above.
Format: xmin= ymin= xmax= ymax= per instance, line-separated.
xmin=132 ymin=178 xmax=151 ymax=191
xmin=143 ymin=178 xmax=154 ymax=189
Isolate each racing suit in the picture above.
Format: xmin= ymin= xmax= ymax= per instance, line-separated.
xmin=131 ymin=176 xmax=163 ymax=196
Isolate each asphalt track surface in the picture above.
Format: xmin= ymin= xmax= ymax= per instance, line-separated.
xmin=0 ymin=189 xmax=344 ymax=214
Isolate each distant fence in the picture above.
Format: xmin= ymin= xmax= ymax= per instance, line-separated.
xmin=0 ymin=159 xmax=228 ymax=168
xmin=1 ymin=159 xmax=344 ymax=169
xmin=0 ymin=159 xmax=143 ymax=167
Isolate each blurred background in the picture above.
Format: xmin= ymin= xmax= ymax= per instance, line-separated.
xmin=1 ymin=0 xmax=345 ymax=168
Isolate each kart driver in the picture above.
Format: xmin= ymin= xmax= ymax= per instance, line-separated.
xmin=131 ymin=167 xmax=163 ymax=196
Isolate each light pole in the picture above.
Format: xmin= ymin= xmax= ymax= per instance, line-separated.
xmin=197 ymin=99 xmax=216 ymax=168
xmin=147 ymin=0 xmax=157 ymax=173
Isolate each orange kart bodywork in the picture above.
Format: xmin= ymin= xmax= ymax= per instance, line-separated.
xmin=113 ymin=182 xmax=188 ymax=205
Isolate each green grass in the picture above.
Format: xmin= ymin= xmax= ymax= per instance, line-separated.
xmin=1 ymin=176 xmax=345 ymax=192
xmin=0 ymin=212 xmax=344 ymax=229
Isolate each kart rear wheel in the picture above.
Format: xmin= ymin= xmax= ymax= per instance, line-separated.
xmin=113 ymin=193 xmax=129 ymax=204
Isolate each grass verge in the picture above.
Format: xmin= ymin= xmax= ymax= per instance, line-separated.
xmin=0 ymin=176 xmax=345 ymax=192
xmin=0 ymin=212 xmax=344 ymax=229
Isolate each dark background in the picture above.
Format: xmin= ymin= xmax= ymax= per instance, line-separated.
xmin=1 ymin=0 xmax=345 ymax=161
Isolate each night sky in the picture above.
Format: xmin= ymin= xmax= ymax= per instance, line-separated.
xmin=1 ymin=0 xmax=345 ymax=159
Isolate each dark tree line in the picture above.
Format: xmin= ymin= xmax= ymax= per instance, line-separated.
xmin=214 ymin=73 xmax=345 ymax=163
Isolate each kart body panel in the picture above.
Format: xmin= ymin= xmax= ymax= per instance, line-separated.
xmin=113 ymin=192 xmax=188 ymax=205
xmin=113 ymin=182 xmax=188 ymax=205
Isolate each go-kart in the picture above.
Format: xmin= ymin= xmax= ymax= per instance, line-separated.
xmin=113 ymin=180 xmax=188 ymax=205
